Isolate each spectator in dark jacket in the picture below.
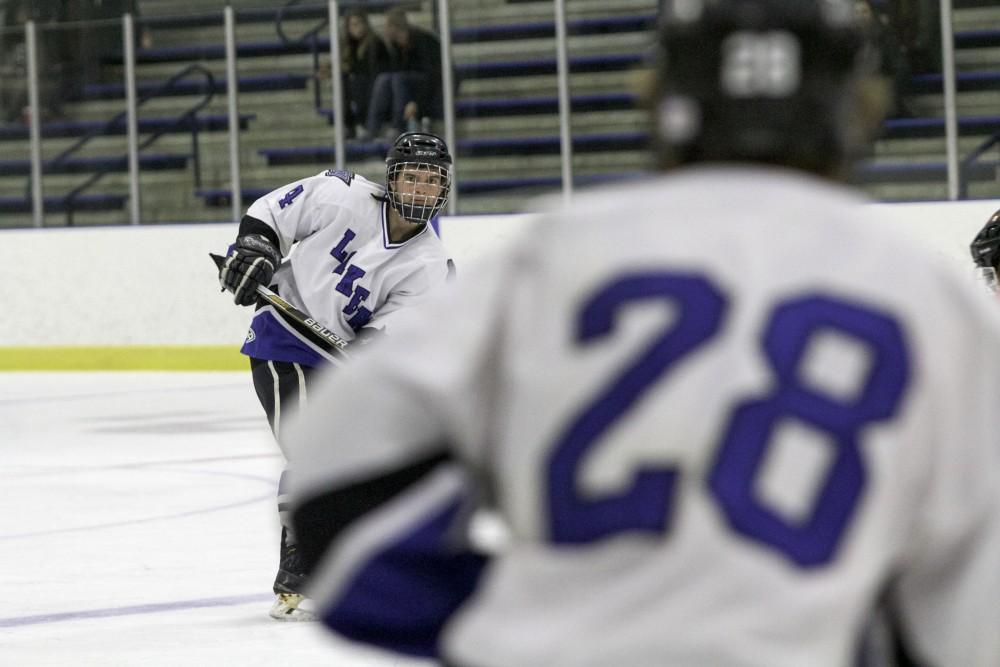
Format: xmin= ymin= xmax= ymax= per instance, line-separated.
xmin=361 ymin=7 xmax=442 ymax=140
xmin=341 ymin=8 xmax=391 ymax=137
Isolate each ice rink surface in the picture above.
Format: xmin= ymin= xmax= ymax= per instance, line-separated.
xmin=0 ymin=372 xmax=435 ymax=666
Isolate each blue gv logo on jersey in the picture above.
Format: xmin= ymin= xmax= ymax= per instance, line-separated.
xmin=329 ymin=229 xmax=372 ymax=330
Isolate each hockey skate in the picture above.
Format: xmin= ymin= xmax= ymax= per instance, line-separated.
xmin=269 ymin=592 xmax=319 ymax=622
xmin=269 ymin=529 xmax=319 ymax=622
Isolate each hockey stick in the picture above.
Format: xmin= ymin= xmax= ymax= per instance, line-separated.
xmin=210 ymin=253 xmax=351 ymax=362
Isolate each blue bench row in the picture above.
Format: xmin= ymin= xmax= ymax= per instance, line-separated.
xmin=0 ymin=193 xmax=127 ymax=214
xmin=853 ymin=159 xmax=1000 ymax=184
xmin=258 ymin=132 xmax=649 ymax=166
xmin=955 ymin=29 xmax=1000 ymax=49
xmin=125 ymin=14 xmax=658 ymax=65
xmin=910 ymin=70 xmax=1000 ymax=94
xmin=76 ymin=74 xmax=309 ymax=102
xmin=138 ymin=1 xmax=405 ymax=30
xmin=882 ymin=115 xmax=1000 ymax=139
xmin=0 ymin=113 xmax=255 ymax=142
xmin=0 ymin=153 xmax=188 ymax=176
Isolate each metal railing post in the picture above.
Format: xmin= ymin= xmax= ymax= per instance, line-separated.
xmin=225 ymin=5 xmax=243 ymax=222
xmin=437 ymin=0 xmax=457 ymax=214
xmin=554 ymin=0 xmax=573 ymax=203
xmin=939 ymin=0 xmax=959 ymax=200
xmin=123 ymin=13 xmax=142 ymax=224
xmin=328 ymin=0 xmax=345 ymax=170
xmin=25 ymin=21 xmax=44 ymax=227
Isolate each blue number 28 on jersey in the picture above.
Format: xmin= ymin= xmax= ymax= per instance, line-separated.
xmin=547 ymin=271 xmax=909 ymax=568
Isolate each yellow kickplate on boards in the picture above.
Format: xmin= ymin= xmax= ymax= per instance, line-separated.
xmin=0 ymin=346 xmax=247 ymax=371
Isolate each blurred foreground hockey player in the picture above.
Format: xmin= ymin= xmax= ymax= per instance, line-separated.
xmin=285 ymin=1 xmax=1000 ymax=663
xmin=216 ymin=132 xmax=454 ymax=621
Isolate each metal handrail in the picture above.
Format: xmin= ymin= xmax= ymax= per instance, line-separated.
xmin=958 ymin=131 xmax=1000 ymax=200
xmin=276 ymin=0 xmax=329 ymax=46
xmin=33 ymin=64 xmax=217 ymax=225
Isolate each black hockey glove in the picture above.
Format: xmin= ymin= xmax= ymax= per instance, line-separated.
xmin=970 ymin=209 xmax=1000 ymax=270
xmin=219 ymin=234 xmax=282 ymax=306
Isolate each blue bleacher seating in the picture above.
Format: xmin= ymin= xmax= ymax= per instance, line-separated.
xmin=0 ymin=114 xmax=255 ymax=142
xmin=76 ymin=75 xmax=309 ymax=102
xmin=0 ymin=154 xmax=189 ymax=176
xmin=0 ymin=193 xmax=128 ymax=214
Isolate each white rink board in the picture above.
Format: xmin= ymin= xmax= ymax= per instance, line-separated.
xmin=0 ymin=200 xmax=996 ymax=346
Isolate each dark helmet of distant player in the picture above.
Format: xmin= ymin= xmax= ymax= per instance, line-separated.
xmin=647 ymin=0 xmax=890 ymax=176
xmin=385 ymin=132 xmax=453 ymax=225
xmin=970 ymin=208 xmax=1000 ymax=270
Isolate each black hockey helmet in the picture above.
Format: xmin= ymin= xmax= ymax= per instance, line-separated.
xmin=971 ymin=209 xmax=1000 ymax=270
xmin=385 ymin=132 xmax=453 ymax=225
xmin=648 ymin=0 xmax=889 ymax=176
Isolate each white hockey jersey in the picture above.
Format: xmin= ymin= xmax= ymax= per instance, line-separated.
xmin=239 ymin=169 xmax=453 ymax=366
xmin=287 ymin=167 xmax=1000 ymax=666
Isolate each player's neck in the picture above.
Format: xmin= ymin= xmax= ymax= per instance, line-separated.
xmin=386 ymin=206 xmax=423 ymax=244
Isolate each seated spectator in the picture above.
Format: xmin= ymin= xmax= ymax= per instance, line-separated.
xmin=361 ymin=7 xmax=443 ymax=141
xmin=340 ymin=8 xmax=390 ymax=138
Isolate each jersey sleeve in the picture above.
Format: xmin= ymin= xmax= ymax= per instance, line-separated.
xmin=282 ymin=252 xmax=513 ymax=658
xmin=890 ymin=275 xmax=1000 ymax=666
xmin=244 ymin=172 xmax=356 ymax=257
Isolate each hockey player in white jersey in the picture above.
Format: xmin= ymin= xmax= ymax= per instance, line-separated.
xmin=283 ymin=1 xmax=1000 ymax=664
xmin=216 ymin=132 xmax=454 ymax=621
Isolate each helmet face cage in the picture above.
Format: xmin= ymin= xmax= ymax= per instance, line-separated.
xmin=386 ymin=160 xmax=452 ymax=225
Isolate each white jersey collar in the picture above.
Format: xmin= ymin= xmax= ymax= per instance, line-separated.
xmin=381 ymin=200 xmax=429 ymax=250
